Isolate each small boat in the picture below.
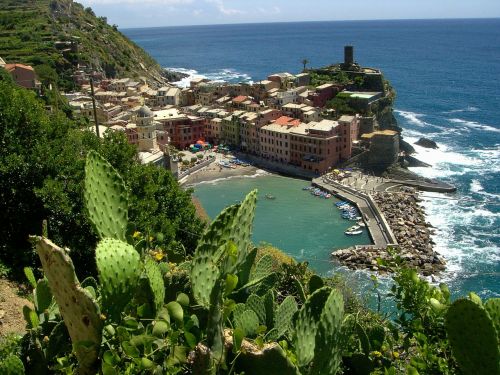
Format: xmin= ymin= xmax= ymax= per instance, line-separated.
xmin=265 ymin=194 xmax=276 ymax=200
xmin=357 ymin=221 xmax=366 ymax=227
xmin=347 ymin=225 xmax=361 ymax=232
xmin=345 ymin=230 xmax=363 ymax=236
xmin=302 ymin=186 xmax=312 ymax=191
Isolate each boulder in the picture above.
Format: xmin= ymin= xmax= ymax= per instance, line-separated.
xmin=415 ymin=137 xmax=438 ymax=149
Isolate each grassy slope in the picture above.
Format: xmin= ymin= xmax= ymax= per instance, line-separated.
xmin=0 ymin=0 xmax=164 ymax=88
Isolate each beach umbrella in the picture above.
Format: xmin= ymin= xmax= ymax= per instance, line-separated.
xmin=196 ymin=140 xmax=204 ymax=145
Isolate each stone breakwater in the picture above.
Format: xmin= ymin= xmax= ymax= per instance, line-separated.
xmin=333 ymin=189 xmax=446 ymax=276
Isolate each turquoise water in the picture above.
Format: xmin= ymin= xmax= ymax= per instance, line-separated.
xmin=192 ymin=174 xmax=371 ymax=274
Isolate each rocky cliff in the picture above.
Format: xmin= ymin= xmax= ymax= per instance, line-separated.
xmin=0 ymin=0 xmax=167 ymax=89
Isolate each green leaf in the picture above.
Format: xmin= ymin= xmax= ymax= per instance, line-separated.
xmin=122 ymin=341 xmax=140 ymax=358
xmin=233 ymin=328 xmax=244 ymax=353
xmin=184 ymin=331 xmax=197 ymax=349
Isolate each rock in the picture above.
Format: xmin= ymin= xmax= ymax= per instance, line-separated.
xmin=415 ymin=137 xmax=439 ymax=149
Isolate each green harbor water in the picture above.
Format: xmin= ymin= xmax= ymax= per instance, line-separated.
xmin=192 ymin=174 xmax=372 ymax=275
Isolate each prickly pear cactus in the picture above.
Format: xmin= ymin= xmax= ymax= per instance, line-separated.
xmin=0 ymin=354 xmax=25 ymax=375
xmin=484 ymin=298 xmax=500 ymax=343
xmin=294 ymin=287 xmax=331 ymax=367
xmin=233 ymin=190 xmax=258 ymax=267
xmin=446 ymin=298 xmax=500 ymax=375
xmin=96 ymin=238 xmax=141 ymax=321
xmin=310 ymin=289 xmax=344 ymax=375
xmin=234 ymin=309 xmax=260 ymax=337
xmin=191 ymin=205 xmax=239 ymax=308
xmin=84 ymin=150 xmax=128 ymax=241
xmin=34 ymin=278 xmax=52 ymax=312
xmin=144 ymin=257 xmax=165 ymax=313
xmin=246 ymin=294 xmax=266 ymax=325
xmin=33 ymin=236 xmax=102 ymax=375
xmin=274 ymin=296 xmax=298 ymax=340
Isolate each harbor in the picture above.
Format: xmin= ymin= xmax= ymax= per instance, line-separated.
xmin=313 ymin=172 xmax=446 ymax=275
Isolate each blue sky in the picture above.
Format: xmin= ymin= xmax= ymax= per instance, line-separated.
xmin=77 ymin=0 xmax=500 ymax=28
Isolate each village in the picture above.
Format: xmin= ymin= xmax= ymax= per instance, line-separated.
xmin=1 ymin=46 xmax=399 ymax=180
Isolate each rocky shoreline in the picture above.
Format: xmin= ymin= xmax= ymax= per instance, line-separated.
xmin=333 ymin=189 xmax=446 ymax=276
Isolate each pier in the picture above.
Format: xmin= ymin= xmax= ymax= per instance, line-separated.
xmin=312 ymin=177 xmax=398 ymax=251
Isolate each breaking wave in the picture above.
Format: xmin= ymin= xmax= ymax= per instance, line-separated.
xmin=166 ymin=67 xmax=253 ymax=88
xmin=448 ymin=118 xmax=500 ymax=133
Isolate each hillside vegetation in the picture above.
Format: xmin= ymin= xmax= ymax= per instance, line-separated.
xmin=0 ymin=0 xmax=165 ymax=89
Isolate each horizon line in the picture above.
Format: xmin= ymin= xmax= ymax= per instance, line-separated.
xmin=120 ymin=16 xmax=500 ymax=31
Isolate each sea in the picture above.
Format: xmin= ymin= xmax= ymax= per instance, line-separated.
xmin=123 ymin=19 xmax=500 ymax=300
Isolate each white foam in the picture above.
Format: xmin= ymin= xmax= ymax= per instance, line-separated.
xmin=395 ymin=110 xmax=429 ymax=127
xmin=443 ymin=106 xmax=479 ymax=114
xmin=167 ymin=66 xmax=253 ymax=88
xmin=190 ymin=168 xmax=269 ymax=186
xmin=449 ymin=118 xmax=500 ymax=133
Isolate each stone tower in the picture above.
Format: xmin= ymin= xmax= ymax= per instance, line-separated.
xmin=136 ymin=105 xmax=157 ymax=152
xmin=344 ymin=45 xmax=354 ymax=66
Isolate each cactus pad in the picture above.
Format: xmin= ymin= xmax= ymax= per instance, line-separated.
xmin=96 ymin=238 xmax=141 ymax=321
xmin=311 ymin=289 xmax=344 ymax=375
xmin=0 ymin=354 xmax=25 ymax=375
xmin=275 ymin=296 xmax=298 ymax=339
xmin=484 ymin=298 xmax=500 ymax=343
xmin=235 ymin=310 xmax=260 ymax=337
xmin=246 ymin=294 xmax=266 ymax=325
xmin=294 ymin=287 xmax=331 ymax=367
xmin=144 ymin=257 xmax=165 ymax=313
xmin=446 ymin=298 xmax=500 ymax=375
xmin=84 ymin=150 xmax=128 ymax=241
xmin=34 ymin=278 xmax=52 ymax=312
xmin=33 ymin=236 xmax=102 ymax=373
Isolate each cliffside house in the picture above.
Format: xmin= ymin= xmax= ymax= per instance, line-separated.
xmin=4 ymin=63 xmax=41 ymax=92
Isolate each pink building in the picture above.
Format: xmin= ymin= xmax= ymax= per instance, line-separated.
xmin=4 ymin=63 xmax=41 ymax=92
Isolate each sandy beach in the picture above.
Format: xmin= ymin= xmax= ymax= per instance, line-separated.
xmin=180 ymin=159 xmax=263 ymax=186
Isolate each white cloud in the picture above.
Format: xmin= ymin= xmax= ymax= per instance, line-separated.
xmin=258 ymin=6 xmax=281 ymax=15
xmin=80 ymin=0 xmax=193 ymax=4
xmin=205 ymin=0 xmax=245 ymax=16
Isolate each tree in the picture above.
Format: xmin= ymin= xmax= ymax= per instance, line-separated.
xmin=0 ymin=77 xmax=204 ymax=277
xmin=301 ymin=58 xmax=309 ymax=72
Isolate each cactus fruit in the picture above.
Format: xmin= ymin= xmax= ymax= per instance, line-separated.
xmin=33 ymin=236 xmax=102 ymax=374
xmin=144 ymin=257 xmax=165 ymax=313
xmin=96 ymin=238 xmax=142 ymax=321
xmin=0 ymin=354 xmax=25 ymax=375
xmin=274 ymin=296 xmax=298 ymax=340
xmin=84 ymin=150 xmax=128 ymax=241
xmin=446 ymin=298 xmax=500 ymax=375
